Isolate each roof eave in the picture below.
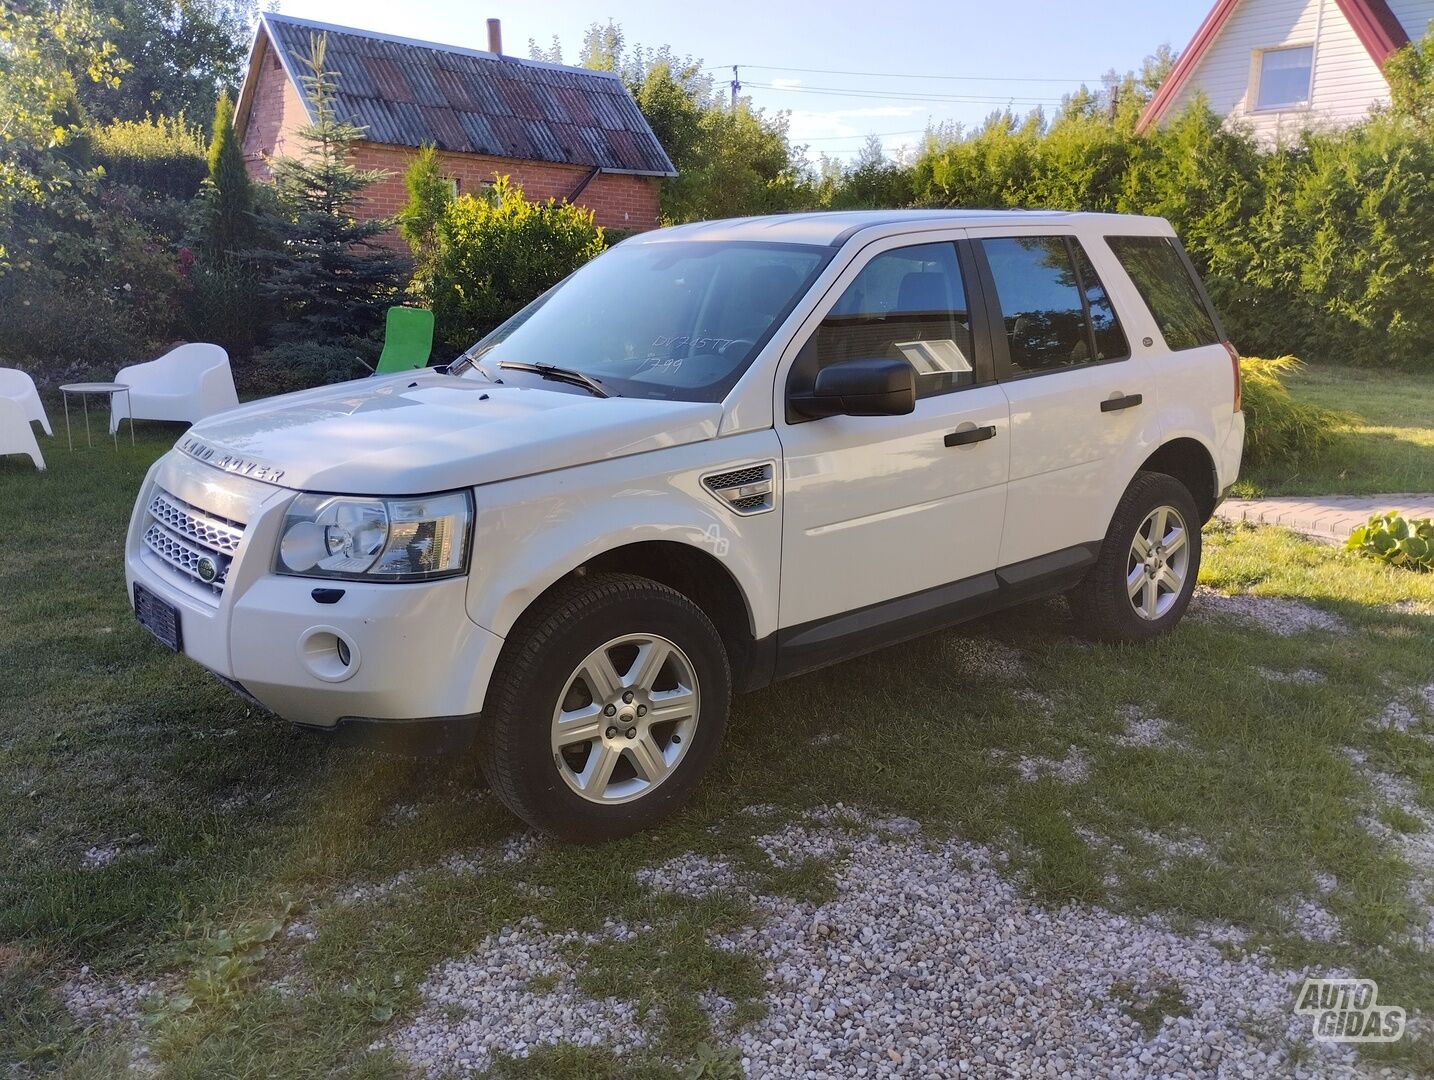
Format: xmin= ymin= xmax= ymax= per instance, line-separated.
xmin=1136 ymin=0 xmax=1242 ymax=134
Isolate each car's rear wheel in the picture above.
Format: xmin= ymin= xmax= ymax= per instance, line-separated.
xmin=1072 ymin=471 xmax=1201 ymax=643
xmin=477 ymin=573 xmax=730 ymax=840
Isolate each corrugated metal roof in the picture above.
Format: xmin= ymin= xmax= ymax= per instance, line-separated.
xmin=260 ymin=12 xmax=677 ymax=177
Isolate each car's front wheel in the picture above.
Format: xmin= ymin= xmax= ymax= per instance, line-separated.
xmin=1072 ymin=471 xmax=1202 ymax=643
xmin=477 ymin=573 xmax=730 ymax=840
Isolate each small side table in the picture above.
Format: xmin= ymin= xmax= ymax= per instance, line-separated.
xmin=60 ymin=383 xmax=135 ymax=451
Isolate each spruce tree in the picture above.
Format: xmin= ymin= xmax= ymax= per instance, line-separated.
xmin=261 ymin=33 xmax=404 ymax=342
xmin=201 ymin=88 xmax=254 ymax=260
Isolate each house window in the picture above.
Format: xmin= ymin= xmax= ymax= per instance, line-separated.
xmin=1255 ymin=45 xmax=1313 ymax=110
xmin=445 ymin=177 xmax=460 ymax=199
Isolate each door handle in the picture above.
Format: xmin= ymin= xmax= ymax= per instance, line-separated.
xmin=1100 ymin=393 xmax=1143 ymax=413
xmin=944 ymin=424 xmax=997 ymax=448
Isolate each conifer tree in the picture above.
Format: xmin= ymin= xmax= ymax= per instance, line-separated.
xmin=261 ymin=33 xmax=404 ymax=341
xmin=201 ymin=88 xmax=254 ymax=260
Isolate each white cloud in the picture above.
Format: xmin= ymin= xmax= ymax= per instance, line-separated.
xmin=784 ymin=105 xmax=927 ymax=149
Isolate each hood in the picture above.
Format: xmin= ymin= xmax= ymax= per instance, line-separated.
xmin=177 ymin=371 xmax=725 ymax=494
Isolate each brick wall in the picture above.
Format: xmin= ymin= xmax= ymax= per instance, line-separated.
xmin=239 ymin=36 xmax=310 ymax=181
xmin=349 ymin=142 xmax=662 ymax=242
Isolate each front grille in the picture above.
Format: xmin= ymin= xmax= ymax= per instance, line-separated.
xmin=141 ymin=488 xmax=246 ymax=597
xmin=149 ymin=491 xmax=244 ymax=553
xmin=703 ymin=462 xmax=775 ymax=516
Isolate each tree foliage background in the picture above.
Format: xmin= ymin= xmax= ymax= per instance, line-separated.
xmin=4 ymin=2 xmax=1434 ymax=386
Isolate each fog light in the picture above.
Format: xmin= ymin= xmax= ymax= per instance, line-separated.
xmin=299 ymin=626 xmax=360 ymax=683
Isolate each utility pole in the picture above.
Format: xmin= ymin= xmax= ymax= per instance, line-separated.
xmin=731 ymin=65 xmax=741 ymax=110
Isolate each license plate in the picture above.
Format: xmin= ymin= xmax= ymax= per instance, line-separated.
xmin=134 ymin=583 xmax=182 ymax=652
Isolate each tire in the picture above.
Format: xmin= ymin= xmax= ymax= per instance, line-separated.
xmin=477 ymin=572 xmax=731 ymax=841
xmin=1072 ymin=471 xmax=1202 ymax=643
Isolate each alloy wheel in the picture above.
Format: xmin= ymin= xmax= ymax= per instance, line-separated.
xmin=1126 ymin=504 xmax=1191 ymax=621
xmin=550 ymin=633 xmax=700 ymax=804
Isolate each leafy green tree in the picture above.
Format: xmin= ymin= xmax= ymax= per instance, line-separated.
xmin=428 ymin=176 xmax=605 ymax=347
xmin=259 ymin=33 xmax=404 ymax=342
xmin=0 ymin=0 xmax=126 ymax=269
xmin=397 ymin=145 xmax=452 ymax=291
xmin=822 ymin=134 xmax=915 ymax=209
xmin=73 ymin=0 xmax=256 ymax=126
xmin=534 ymin=22 xmax=807 ymax=223
xmin=199 ymin=88 xmax=253 ymax=258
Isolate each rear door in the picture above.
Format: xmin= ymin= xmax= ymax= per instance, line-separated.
xmin=1104 ymin=233 xmax=1241 ymax=490
xmin=774 ymin=233 xmax=1010 ymax=635
xmin=966 ymin=229 xmax=1160 ymax=566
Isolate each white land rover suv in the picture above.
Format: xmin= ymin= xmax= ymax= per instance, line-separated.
xmin=126 ymin=210 xmax=1244 ymax=839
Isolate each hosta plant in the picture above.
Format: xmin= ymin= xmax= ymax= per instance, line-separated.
xmin=1346 ymin=512 xmax=1434 ymax=571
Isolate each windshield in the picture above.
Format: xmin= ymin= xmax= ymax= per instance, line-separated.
xmin=458 ymin=240 xmax=831 ymax=402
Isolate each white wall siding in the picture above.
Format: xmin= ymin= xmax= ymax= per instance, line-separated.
xmin=1163 ymin=0 xmax=1434 ymax=143
xmin=1389 ymin=0 xmax=1434 ymax=39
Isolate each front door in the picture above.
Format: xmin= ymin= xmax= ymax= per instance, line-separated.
xmin=775 ymin=236 xmax=1010 ymax=634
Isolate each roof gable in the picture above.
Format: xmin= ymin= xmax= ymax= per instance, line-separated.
xmin=1137 ymin=0 xmax=1413 ymax=131
xmin=239 ymin=12 xmax=676 ymax=177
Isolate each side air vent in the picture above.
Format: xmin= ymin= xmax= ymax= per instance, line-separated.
xmin=703 ymin=462 xmax=775 ymax=516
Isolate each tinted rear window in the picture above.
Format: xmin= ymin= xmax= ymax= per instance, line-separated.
xmin=1106 ymin=235 xmax=1220 ymax=351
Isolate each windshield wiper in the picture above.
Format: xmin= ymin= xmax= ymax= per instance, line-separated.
xmin=498 ymin=361 xmax=613 ymax=398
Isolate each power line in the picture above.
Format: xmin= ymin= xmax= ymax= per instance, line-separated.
xmin=802 ymin=127 xmax=932 ymax=142
xmin=705 ymin=62 xmax=1097 ymax=84
xmin=744 ymin=81 xmax=1065 ymax=105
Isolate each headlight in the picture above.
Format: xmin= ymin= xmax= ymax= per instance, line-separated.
xmin=275 ymin=491 xmax=472 ymax=581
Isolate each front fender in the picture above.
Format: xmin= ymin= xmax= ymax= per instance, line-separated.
xmin=465 ymin=431 xmax=782 ymax=643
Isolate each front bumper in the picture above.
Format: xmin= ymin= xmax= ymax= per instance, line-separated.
xmin=126 ymin=451 xmax=504 ymax=730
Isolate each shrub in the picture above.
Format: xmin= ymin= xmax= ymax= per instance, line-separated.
xmin=0 ymin=188 xmax=185 ymax=375
xmin=242 ymin=340 xmax=376 ymax=397
xmin=1238 ymin=356 xmax=1352 ymax=466
xmin=91 ymin=114 xmax=209 ymax=199
xmin=181 ymin=259 xmax=270 ymax=360
xmin=427 ymin=176 xmax=606 ymax=348
xmin=1347 ymin=512 xmax=1434 ymax=571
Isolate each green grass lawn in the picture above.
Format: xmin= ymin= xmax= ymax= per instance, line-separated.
xmin=4 ymin=422 xmax=1434 ymax=1076
xmin=1238 ymin=364 xmax=1434 ymax=497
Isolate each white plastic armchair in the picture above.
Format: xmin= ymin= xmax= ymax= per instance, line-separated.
xmin=0 ymin=397 xmax=45 ymax=470
xmin=0 ymin=367 xmax=52 ymax=436
xmin=110 ymin=343 xmax=239 ymax=432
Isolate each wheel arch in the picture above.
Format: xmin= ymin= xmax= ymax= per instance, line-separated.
xmin=1137 ymin=437 xmax=1219 ymax=522
xmin=488 ymin=540 xmax=768 ymax=707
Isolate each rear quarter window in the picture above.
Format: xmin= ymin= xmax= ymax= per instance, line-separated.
xmin=1105 ymin=235 xmax=1220 ymax=351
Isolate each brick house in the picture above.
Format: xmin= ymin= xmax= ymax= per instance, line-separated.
xmin=234 ymin=12 xmax=676 ymax=241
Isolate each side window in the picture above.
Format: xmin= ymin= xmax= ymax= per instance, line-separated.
xmin=1106 ymin=235 xmax=1220 ymax=351
xmin=1071 ymin=242 xmax=1129 ymax=361
xmin=981 ymin=236 xmax=1127 ymax=374
xmin=794 ymin=242 xmax=977 ymax=400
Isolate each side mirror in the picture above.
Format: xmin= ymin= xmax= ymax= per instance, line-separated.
xmin=789 ymin=358 xmax=916 ymax=419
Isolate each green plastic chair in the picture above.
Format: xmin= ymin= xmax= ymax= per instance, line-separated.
xmin=370 ymin=306 xmax=434 ymax=375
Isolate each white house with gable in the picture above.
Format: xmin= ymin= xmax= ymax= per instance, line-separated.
xmin=1138 ymin=0 xmax=1434 ymax=141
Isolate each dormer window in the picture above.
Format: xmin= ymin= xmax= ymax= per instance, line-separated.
xmin=1254 ymin=45 xmax=1314 ymax=110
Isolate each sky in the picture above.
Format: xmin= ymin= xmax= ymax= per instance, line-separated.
xmin=270 ymin=0 xmax=1215 ymax=161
